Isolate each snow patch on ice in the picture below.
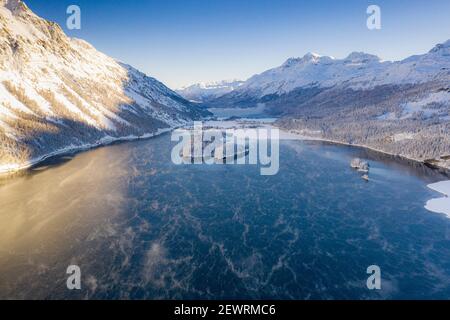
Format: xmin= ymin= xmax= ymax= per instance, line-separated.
xmin=425 ymin=181 xmax=450 ymax=218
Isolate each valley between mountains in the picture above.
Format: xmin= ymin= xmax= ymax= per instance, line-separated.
xmin=1 ymin=0 xmax=449 ymax=173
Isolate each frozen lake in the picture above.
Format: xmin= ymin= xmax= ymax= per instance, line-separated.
xmin=0 ymin=129 xmax=449 ymax=299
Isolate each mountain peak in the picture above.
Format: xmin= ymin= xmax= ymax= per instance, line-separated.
xmin=345 ymin=52 xmax=380 ymax=63
xmin=1 ymin=0 xmax=28 ymax=13
xmin=303 ymin=52 xmax=321 ymax=59
xmin=429 ymin=39 xmax=450 ymax=54
xmin=282 ymin=52 xmax=324 ymax=67
xmin=301 ymin=52 xmax=323 ymax=64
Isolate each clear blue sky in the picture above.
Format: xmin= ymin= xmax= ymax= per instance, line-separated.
xmin=25 ymin=0 xmax=450 ymax=89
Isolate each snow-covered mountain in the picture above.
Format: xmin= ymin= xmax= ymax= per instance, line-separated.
xmin=237 ymin=52 xmax=387 ymax=96
xmin=176 ymin=79 xmax=244 ymax=103
xmin=238 ymin=43 xmax=450 ymax=95
xmin=209 ymin=41 xmax=450 ymax=111
xmin=206 ymin=41 xmax=450 ymax=165
xmin=0 ymin=0 xmax=207 ymax=172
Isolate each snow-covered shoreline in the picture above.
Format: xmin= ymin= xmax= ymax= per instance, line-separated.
xmin=425 ymin=181 xmax=450 ymax=218
xmin=2 ymin=118 xmax=449 ymax=218
xmin=192 ymin=119 xmax=449 ymax=172
xmin=0 ymin=127 xmax=173 ymax=175
xmin=1 ymin=119 xmax=448 ymax=180
xmin=278 ymin=129 xmax=450 ymax=172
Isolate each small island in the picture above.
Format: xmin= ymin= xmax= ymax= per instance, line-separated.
xmin=350 ymin=158 xmax=370 ymax=172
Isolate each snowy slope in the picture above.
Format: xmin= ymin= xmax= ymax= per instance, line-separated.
xmin=0 ymin=0 xmax=207 ymax=171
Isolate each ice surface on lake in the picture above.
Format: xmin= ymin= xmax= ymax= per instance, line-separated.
xmin=425 ymin=180 xmax=450 ymax=218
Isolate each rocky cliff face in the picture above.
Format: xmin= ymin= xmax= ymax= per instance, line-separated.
xmin=0 ymin=0 xmax=207 ymax=172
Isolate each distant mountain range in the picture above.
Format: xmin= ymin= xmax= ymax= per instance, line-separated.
xmin=176 ymin=80 xmax=244 ymax=103
xmin=0 ymin=0 xmax=208 ymax=172
xmin=206 ymin=42 xmax=450 ymax=114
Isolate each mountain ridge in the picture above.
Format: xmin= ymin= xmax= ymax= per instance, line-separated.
xmin=204 ymin=40 xmax=449 ymax=106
